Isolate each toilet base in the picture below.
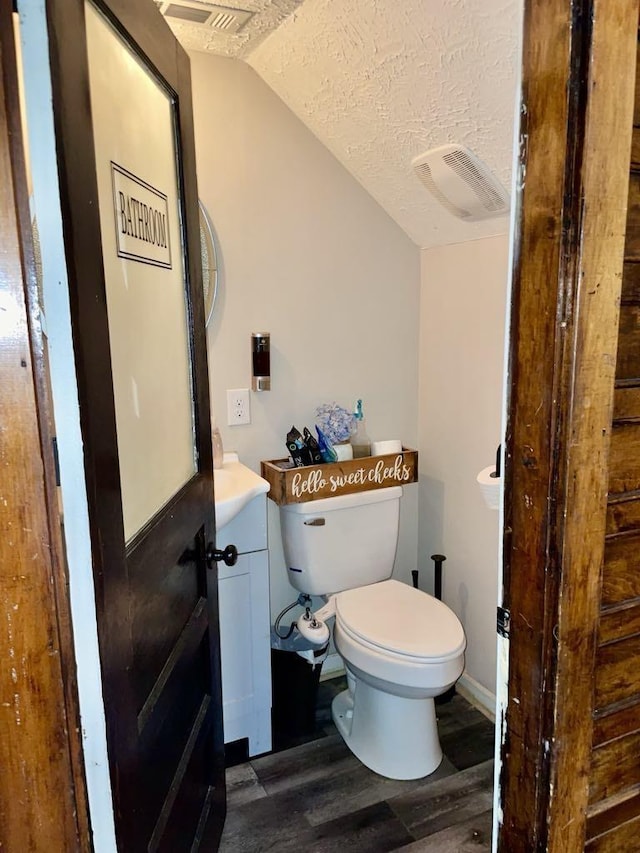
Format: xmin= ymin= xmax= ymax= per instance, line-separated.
xmin=332 ymin=677 xmax=443 ymax=780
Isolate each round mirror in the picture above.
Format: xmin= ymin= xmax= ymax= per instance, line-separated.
xmin=199 ymin=200 xmax=219 ymax=326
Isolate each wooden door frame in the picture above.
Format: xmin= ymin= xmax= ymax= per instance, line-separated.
xmin=498 ymin=1 xmax=639 ymax=850
xmin=0 ymin=1 xmax=90 ymax=849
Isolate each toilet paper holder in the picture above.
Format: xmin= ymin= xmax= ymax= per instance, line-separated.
xmin=492 ymin=445 xmax=501 ymax=479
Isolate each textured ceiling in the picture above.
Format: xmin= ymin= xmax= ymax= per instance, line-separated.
xmin=166 ymin=0 xmax=522 ymax=248
xmin=159 ymin=0 xmax=305 ymax=58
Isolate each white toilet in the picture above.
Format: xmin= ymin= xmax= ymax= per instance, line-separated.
xmin=279 ymin=485 xmax=466 ymax=780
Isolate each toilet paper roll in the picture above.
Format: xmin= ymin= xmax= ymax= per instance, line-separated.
xmin=371 ymin=439 xmax=402 ymax=456
xmin=334 ymin=442 xmax=354 ymax=461
xmin=477 ymin=465 xmax=501 ymax=511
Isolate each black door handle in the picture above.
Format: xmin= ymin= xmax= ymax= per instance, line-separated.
xmin=205 ymin=543 xmax=238 ymax=568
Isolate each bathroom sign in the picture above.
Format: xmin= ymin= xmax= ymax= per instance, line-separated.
xmin=261 ymin=449 xmax=418 ymax=505
xmin=111 ymin=162 xmax=172 ymax=269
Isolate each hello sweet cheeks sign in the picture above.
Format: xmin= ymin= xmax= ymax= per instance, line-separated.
xmin=261 ymin=450 xmax=418 ymax=506
xmin=291 ymin=455 xmax=413 ymax=498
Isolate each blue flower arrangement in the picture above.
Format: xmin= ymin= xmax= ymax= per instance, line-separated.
xmin=315 ymin=402 xmax=355 ymax=445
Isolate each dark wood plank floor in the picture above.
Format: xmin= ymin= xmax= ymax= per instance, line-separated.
xmin=219 ymin=679 xmax=495 ymax=852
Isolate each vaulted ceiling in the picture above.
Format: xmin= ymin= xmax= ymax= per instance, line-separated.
xmin=162 ymin=0 xmax=522 ymax=248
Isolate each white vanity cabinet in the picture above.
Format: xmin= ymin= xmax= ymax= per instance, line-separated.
xmin=217 ymin=492 xmax=272 ymax=756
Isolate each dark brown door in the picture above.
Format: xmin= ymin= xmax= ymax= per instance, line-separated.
xmin=40 ymin=1 xmax=225 ymax=849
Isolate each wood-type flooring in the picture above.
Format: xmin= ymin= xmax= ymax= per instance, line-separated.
xmin=219 ymin=678 xmax=495 ymax=852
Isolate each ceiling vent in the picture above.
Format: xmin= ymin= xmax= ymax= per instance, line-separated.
xmin=412 ymin=145 xmax=510 ymax=221
xmin=157 ymin=2 xmax=254 ymax=32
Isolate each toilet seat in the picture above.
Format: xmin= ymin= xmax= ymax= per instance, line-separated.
xmin=335 ymin=579 xmax=466 ymax=663
xmin=333 ymin=579 xmax=466 ymax=695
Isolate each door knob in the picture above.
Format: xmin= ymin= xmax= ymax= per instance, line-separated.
xmin=205 ymin=543 xmax=238 ymax=568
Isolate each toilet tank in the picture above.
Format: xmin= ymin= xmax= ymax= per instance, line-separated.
xmin=279 ymin=486 xmax=403 ymax=596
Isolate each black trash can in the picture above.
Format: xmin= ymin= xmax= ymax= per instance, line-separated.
xmin=271 ymin=629 xmax=328 ymax=737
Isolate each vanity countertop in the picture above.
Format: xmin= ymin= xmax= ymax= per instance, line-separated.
xmin=214 ymin=452 xmax=270 ymax=530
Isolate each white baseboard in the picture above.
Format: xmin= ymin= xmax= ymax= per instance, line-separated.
xmin=456 ymin=672 xmax=496 ymax=722
xmin=320 ymin=653 xmax=345 ymax=681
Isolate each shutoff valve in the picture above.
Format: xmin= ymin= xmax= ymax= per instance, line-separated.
xmin=295 ymin=596 xmax=336 ymax=645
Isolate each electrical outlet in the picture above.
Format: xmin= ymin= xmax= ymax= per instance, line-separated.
xmin=227 ymin=388 xmax=251 ymax=426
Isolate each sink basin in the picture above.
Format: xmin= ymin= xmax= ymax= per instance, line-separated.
xmin=214 ymin=452 xmax=270 ymax=530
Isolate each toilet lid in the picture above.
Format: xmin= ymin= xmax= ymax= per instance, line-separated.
xmin=335 ymin=579 xmax=466 ymax=662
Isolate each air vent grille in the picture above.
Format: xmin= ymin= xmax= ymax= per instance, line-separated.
xmin=158 ymin=2 xmax=254 ymax=32
xmin=165 ymin=3 xmax=210 ymax=23
xmin=413 ymin=162 xmax=472 ymax=220
xmin=412 ymin=145 xmax=509 ymax=222
xmin=211 ymin=10 xmax=237 ymax=29
xmin=442 ymin=150 xmax=506 ymax=213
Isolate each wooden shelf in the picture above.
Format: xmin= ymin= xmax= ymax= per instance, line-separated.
xmin=261 ymin=447 xmax=418 ymax=506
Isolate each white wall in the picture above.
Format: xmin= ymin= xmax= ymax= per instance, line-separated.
xmin=419 ymin=235 xmax=509 ymax=697
xmin=189 ymin=53 xmax=421 ymax=618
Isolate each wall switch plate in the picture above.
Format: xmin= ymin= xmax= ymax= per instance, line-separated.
xmin=227 ymin=388 xmax=251 ymax=426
